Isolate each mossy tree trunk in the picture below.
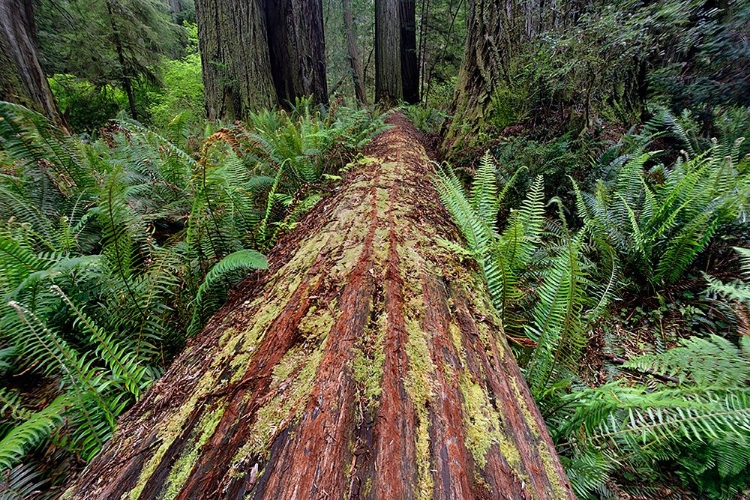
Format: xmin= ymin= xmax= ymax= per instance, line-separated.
xmin=194 ymin=0 xmax=277 ymax=120
xmin=265 ymin=0 xmax=328 ymax=108
xmin=0 ymin=0 xmax=65 ymax=128
xmin=342 ymin=0 xmax=367 ymax=104
xmin=444 ymin=0 xmax=509 ymax=145
xmin=64 ymin=117 xmax=574 ymax=500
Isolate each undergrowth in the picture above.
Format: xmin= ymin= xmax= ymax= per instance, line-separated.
xmin=0 ymin=98 xmax=386 ymax=491
xmin=436 ymin=107 xmax=750 ymax=498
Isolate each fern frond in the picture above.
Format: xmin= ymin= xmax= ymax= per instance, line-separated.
xmin=623 ymin=335 xmax=749 ymax=388
xmin=52 ymin=286 xmax=153 ymax=399
xmin=0 ymin=395 xmax=67 ymax=470
xmin=187 ymin=249 xmax=268 ymax=337
xmin=0 ymin=463 xmax=48 ymax=498
xmin=470 ymin=151 xmax=500 ymax=226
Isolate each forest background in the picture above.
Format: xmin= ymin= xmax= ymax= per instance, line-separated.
xmin=0 ymin=0 xmax=749 ymax=498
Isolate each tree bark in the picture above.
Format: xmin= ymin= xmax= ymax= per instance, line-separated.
xmin=167 ymin=0 xmax=181 ymax=23
xmin=342 ymin=0 xmax=367 ymax=104
xmin=445 ymin=0 xmax=507 ymax=144
xmin=265 ymin=0 xmax=328 ymax=107
xmin=0 ymin=0 xmax=65 ymax=128
xmin=63 ymin=116 xmax=574 ymax=500
xmin=105 ymin=0 xmax=138 ymax=120
xmin=194 ymin=0 xmax=277 ymax=120
xmin=375 ymin=0 xmax=402 ymax=103
xmin=400 ymin=0 xmax=419 ymax=103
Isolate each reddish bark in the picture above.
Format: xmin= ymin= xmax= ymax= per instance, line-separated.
xmin=64 ymin=116 xmax=573 ymax=499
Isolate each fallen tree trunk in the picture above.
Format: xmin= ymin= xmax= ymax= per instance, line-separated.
xmin=63 ymin=116 xmax=574 ymax=499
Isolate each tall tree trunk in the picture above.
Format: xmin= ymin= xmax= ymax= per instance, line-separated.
xmin=0 ymin=0 xmax=65 ymax=128
xmin=375 ymin=0 xmax=402 ymax=103
xmin=265 ymin=0 xmax=328 ymax=107
xmin=342 ymin=0 xmax=367 ymax=104
xmin=105 ymin=0 xmax=138 ymax=120
xmin=194 ymin=0 xmax=277 ymax=120
xmin=417 ymin=0 xmax=430 ymax=100
xmin=444 ymin=0 xmax=507 ymax=146
xmin=400 ymin=0 xmax=419 ymax=103
xmin=63 ymin=116 xmax=574 ymax=499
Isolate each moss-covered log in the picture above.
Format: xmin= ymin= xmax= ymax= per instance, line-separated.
xmin=64 ymin=116 xmax=574 ymax=499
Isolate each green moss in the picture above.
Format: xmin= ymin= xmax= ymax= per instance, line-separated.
xmin=231 ymin=346 xmax=324 ymax=465
xmin=404 ymin=315 xmax=435 ymax=499
xmin=506 ymin=374 xmax=569 ymax=497
xmin=459 ymin=374 xmax=522 ymax=475
xmin=352 ymin=311 xmax=386 ymax=408
xmin=161 ymin=403 xmax=227 ymax=500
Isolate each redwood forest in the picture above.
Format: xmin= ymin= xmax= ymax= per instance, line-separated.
xmin=0 ymin=0 xmax=749 ymax=498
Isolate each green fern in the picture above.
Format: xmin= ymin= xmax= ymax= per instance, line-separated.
xmin=0 ymin=463 xmax=48 ymax=499
xmin=554 ymin=335 xmax=750 ymax=498
xmin=706 ymin=247 xmax=750 ymax=305
xmin=187 ymin=249 xmax=268 ymax=337
xmin=525 ymin=231 xmax=588 ymax=395
xmin=0 ymin=395 xmax=66 ymax=470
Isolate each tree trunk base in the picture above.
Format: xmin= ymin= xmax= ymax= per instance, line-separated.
xmin=64 ymin=115 xmax=573 ymax=499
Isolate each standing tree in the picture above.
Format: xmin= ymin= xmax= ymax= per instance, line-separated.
xmin=375 ymin=0 xmax=419 ymax=104
xmin=266 ymin=0 xmax=328 ymax=107
xmin=400 ymin=0 xmax=419 ymax=103
xmin=446 ymin=0 xmax=508 ymax=141
xmin=342 ymin=0 xmax=368 ymax=104
xmin=375 ymin=0 xmax=402 ymax=103
xmin=0 ymin=0 xmax=64 ymax=127
xmin=194 ymin=0 xmax=276 ymax=120
xmin=195 ymin=0 xmax=328 ymax=119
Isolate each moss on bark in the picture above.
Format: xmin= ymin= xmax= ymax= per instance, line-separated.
xmin=64 ymin=115 xmax=574 ymax=499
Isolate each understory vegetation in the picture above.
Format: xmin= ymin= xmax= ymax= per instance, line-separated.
xmin=436 ymin=107 xmax=750 ymax=498
xmin=0 ymin=100 xmax=386 ymax=495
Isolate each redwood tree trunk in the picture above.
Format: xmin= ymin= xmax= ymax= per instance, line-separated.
xmin=64 ymin=117 xmax=574 ymax=500
xmin=445 ymin=0 xmax=508 ymax=143
xmin=265 ymin=0 xmax=328 ymax=107
xmin=194 ymin=0 xmax=277 ymax=119
xmin=0 ymin=0 xmax=64 ymax=127
xmin=400 ymin=0 xmax=419 ymax=103
xmin=375 ymin=0 xmax=402 ymax=103
xmin=342 ymin=0 xmax=367 ymax=104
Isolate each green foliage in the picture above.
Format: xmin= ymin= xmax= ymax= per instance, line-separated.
xmin=0 ymin=463 xmax=49 ymax=499
xmin=435 ymin=152 xmax=610 ymax=398
xmin=554 ymin=336 xmax=750 ymax=499
xmin=148 ymin=24 xmax=204 ymax=130
xmin=48 ymin=76 xmax=126 ymax=133
xmin=187 ymin=250 xmax=268 ymax=337
xmin=706 ymin=247 xmax=750 ymax=305
xmin=0 ymin=98 xmax=386 ymax=480
xmin=401 ymin=104 xmax=447 ymax=134
xmin=575 ymin=131 xmax=750 ymax=290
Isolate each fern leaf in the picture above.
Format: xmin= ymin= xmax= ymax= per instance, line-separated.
xmin=187 ymin=249 xmax=268 ymax=337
